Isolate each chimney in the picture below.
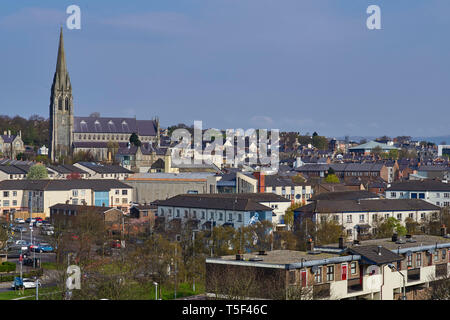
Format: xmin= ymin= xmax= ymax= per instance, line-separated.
xmin=392 ymin=233 xmax=398 ymax=242
xmin=306 ymin=238 xmax=314 ymax=251
xmin=338 ymin=237 xmax=345 ymax=249
xmin=377 ymin=245 xmax=382 ymax=256
xmin=253 ymin=171 xmax=265 ymax=193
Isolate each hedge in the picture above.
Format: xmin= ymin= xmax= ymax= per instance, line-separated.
xmin=0 ymin=262 xmax=16 ymax=273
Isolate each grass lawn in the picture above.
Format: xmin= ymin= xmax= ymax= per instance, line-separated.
xmin=41 ymin=262 xmax=59 ymax=270
xmin=0 ymin=287 xmax=61 ymax=300
xmin=128 ymin=281 xmax=205 ymax=300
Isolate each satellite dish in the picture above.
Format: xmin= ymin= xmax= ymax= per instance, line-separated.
xmin=405 ymin=251 xmax=412 ymax=257
xmin=311 ymin=265 xmax=319 ymax=273
xmin=366 ymin=265 xmax=380 ymax=275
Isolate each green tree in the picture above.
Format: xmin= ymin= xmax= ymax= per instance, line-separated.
xmin=388 ymin=149 xmax=399 ymax=160
xmin=324 ymin=174 xmax=340 ymax=184
xmin=312 ymin=135 xmax=328 ymax=150
xmin=315 ymin=220 xmax=344 ymax=246
xmin=284 ymin=203 xmax=302 ymax=230
xmin=375 ymin=217 xmax=407 ymax=238
xmin=129 ymin=133 xmax=141 ymax=147
xmin=27 ymin=164 xmax=48 ymax=179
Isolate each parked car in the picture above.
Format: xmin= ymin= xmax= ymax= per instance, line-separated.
xmin=41 ymin=229 xmax=54 ymax=236
xmin=25 ymin=218 xmax=36 ymax=224
xmin=110 ymin=240 xmax=121 ymax=249
xmin=31 ymin=243 xmax=54 ymax=253
xmin=14 ymin=240 xmax=29 ymax=251
xmin=28 ymin=243 xmax=39 ymax=251
xmin=11 ymin=278 xmax=40 ymax=289
xmin=35 ymin=217 xmax=43 ymax=222
xmin=14 ymin=218 xmax=25 ymax=224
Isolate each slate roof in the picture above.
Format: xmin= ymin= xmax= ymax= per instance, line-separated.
xmin=0 ymin=135 xmax=17 ymax=143
xmin=264 ymin=175 xmax=308 ymax=187
xmin=47 ymin=164 xmax=88 ymax=174
xmin=310 ymin=191 xmax=380 ymax=201
xmin=295 ymin=199 xmax=440 ymax=214
xmin=0 ymin=179 xmax=132 ymax=191
xmin=76 ymin=162 xmax=133 ymax=174
xmin=73 ymin=116 xmax=157 ymax=136
xmin=386 ymin=180 xmax=450 ymax=192
xmin=296 ymin=163 xmax=386 ymax=173
xmin=348 ymin=245 xmax=403 ymax=265
xmin=0 ymin=165 xmax=27 ymax=174
xmin=50 ymin=203 xmax=116 ymax=214
xmin=156 ymin=194 xmax=273 ymax=211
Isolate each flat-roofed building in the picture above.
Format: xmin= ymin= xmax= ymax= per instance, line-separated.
xmin=206 ymin=235 xmax=450 ymax=300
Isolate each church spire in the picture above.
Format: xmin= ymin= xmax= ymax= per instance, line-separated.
xmin=56 ymin=27 xmax=68 ymax=80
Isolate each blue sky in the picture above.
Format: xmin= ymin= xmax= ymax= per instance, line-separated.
xmin=0 ymin=0 xmax=449 ymax=138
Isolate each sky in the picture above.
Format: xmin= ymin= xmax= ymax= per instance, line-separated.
xmin=0 ymin=0 xmax=449 ymax=138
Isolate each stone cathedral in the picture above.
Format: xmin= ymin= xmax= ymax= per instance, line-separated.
xmin=49 ymin=28 xmax=160 ymax=163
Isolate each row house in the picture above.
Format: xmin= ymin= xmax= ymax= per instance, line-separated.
xmin=155 ymin=193 xmax=274 ymax=231
xmin=205 ymin=235 xmax=450 ymax=300
xmin=386 ymin=180 xmax=450 ymax=207
xmin=294 ymin=199 xmax=441 ymax=241
xmin=0 ymin=179 xmax=133 ymax=218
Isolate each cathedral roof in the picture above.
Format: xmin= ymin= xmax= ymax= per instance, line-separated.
xmin=73 ymin=117 xmax=157 ymax=136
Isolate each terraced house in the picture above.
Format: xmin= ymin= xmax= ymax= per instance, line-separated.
xmin=0 ymin=179 xmax=133 ymax=219
xmin=294 ymin=199 xmax=441 ymax=241
xmin=206 ymin=235 xmax=450 ymax=300
xmin=386 ymin=180 xmax=450 ymax=207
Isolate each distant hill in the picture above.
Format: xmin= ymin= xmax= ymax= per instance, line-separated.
xmin=413 ymin=136 xmax=450 ymax=145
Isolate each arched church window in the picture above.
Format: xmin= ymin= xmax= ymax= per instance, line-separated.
xmin=65 ymin=97 xmax=69 ymax=111
xmin=58 ymin=97 xmax=63 ymax=110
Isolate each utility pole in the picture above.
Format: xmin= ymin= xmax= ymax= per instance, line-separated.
xmin=192 ymin=231 xmax=195 ymax=292
xmin=174 ymin=244 xmax=177 ymax=299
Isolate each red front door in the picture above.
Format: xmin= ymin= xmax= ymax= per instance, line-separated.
xmin=341 ymin=264 xmax=347 ymax=281
xmin=301 ymin=270 xmax=307 ymax=287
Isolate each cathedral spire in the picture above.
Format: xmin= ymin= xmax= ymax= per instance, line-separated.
xmin=56 ymin=27 xmax=68 ymax=78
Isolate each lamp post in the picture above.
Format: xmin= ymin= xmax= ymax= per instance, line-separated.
xmin=153 ymin=282 xmax=158 ymax=300
xmin=388 ymin=264 xmax=406 ymax=300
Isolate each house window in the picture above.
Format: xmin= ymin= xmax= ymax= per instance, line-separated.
xmin=314 ymin=267 xmax=322 ymax=283
xmin=176 ymin=209 xmax=180 ymax=218
xmin=210 ymin=212 xmax=214 ymax=220
xmin=3 ymin=200 xmax=9 ymax=206
xmin=384 ymin=214 xmax=390 ymax=219
xmin=3 ymin=191 xmax=9 ymax=197
xmin=409 ymin=213 xmax=414 ymax=219
xmin=391 ymin=192 xmax=396 ymax=198
xmin=72 ymin=199 xmax=78 ymax=205
xmin=12 ymin=191 xmax=17 ymax=197
xmin=321 ymin=216 xmax=327 ymax=223
xmin=115 ymin=190 xmax=120 ymax=195
xmin=122 ymin=190 xmax=128 ymax=195
xmin=397 ymin=213 xmax=402 ymax=220
xmin=184 ymin=210 xmax=188 ymax=218
xmin=289 ymin=271 xmax=296 ymax=285
xmin=350 ymin=262 xmax=357 ymax=274
xmin=416 ymin=253 xmax=422 ymax=267
xmin=12 ymin=200 xmax=17 ymax=206
xmin=442 ymin=249 xmax=447 ymax=260
xmin=407 ymin=255 xmax=413 ymax=267
xmin=434 ymin=252 xmax=439 ymax=262
xmin=122 ymin=198 xmax=127 ymax=204
xmin=238 ymin=213 xmax=242 ymax=222
xmin=219 ymin=213 xmax=223 ymax=221
xmin=326 ymin=265 xmax=334 ymax=281
xmin=333 ymin=215 xmax=339 ymax=222
xmin=347 ymin=229 xmax=352 ymax=236
xmin=201 ymin=211 xmax=205 ymax=219
xmin=347 ymin=215 xmax=352 ymax=223
xmin=72 ymin=190 xmax=78 ymax=197
xmin=359 ymin=215 xmax=364 ymax=222
xmin=228 ymin=213 xmax=233 ymax=221
xmin=160 ymin=209 xmax=165 ymax=217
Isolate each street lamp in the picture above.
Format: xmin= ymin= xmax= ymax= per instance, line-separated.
xmin=153 ymin=282 xmax=158 ymax=300
xmin=388 ymin=263 xmax=406 ymax=300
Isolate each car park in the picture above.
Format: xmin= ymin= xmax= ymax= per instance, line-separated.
xmin=31 ymin=243 xmax=54 ymax=253
xmin=11 ymin=278 xmax=40 ymax=289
